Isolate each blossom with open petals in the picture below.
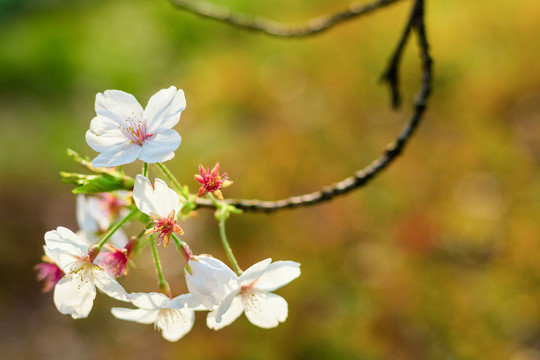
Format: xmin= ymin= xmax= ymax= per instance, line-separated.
xmin=111 ymin=292 xmax=199 ymax=342
xmin=207 ymin=259 xmax=300 ymax=329
xmin=194 ymin=163 xmax=233 ymax=200
xmin=133 ymin=175 xmax=183 ymax=246
xmin=44 ymin=226 xmax=129 ymax=319
xmin=86 ymin=86 xmax=185 ymax=168
xmin=185 ymin=255 xmax=237 ymax=310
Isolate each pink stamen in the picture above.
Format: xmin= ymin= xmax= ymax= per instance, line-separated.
xmin=118 ymin=112 xmax=154 ymax=145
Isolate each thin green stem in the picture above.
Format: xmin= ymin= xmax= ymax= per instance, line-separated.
xmin=96 ymin=207 xmax=138 ymax=251
xmin=142 ymin=162 xmax=149 ymax=177
xmin=150 ymin=235 xmax=171 ymax=296
xmin=156 ymin=162 xmax=185 ymax=195
xmin=134 ymin=226 xmax=151 ymax=254
xmin=218 ymin=208 xmax=242 ymax=275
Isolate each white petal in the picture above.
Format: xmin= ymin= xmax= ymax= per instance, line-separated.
xmin=95 ymin=90 xmax=144 ymax=125
xmin=53 ymin=276 xmax=96 ymax=319
xmin=156 ymin=308 xmax=195 ymax=342
xmin=207 ymin=294 xmax=243 ymax=330
xmin=44 ymin=227 xmax=87 ymax=262
xmin=214 ymin=288 xmax=241 ymax=322
xmin=111 ymin=307 xmax=158 ymax=324
xmin=133 ymin=175 xmax=179 ymax=218
xmin=199 ymin=255 xmax=237 ymax=283
xmin=167 ymin=293 xmax=199 ymax=309
xmin=138 ymin=129 xmax=181 ymax=164
xmin=255 ymin=261 xmax=301 ymax=292
xmin=92 ymin=269 xmax=129 ymax=302
xmin=109 ymin=228 xmax=128 ymax=248
xmin=91 ymin=142 xmax=141 ymax=168
xmin=244 ymin=291 xmax=288 ymax=329
xmin=144 ymin=87 xmax=186 ymax=133
xmin=238 ymin=258 xmax=272 ymax=287
xmin=128 ymin=292 xmax=171 ymax=309
xmin=85 ymin=118 xmax=127 ymax=152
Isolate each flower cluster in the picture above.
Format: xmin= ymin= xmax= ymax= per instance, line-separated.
xmin=37 ymin=87 xmax=301 ymax=341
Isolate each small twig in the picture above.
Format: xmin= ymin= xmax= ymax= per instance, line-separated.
xmin=194 ymin=0 xmax=432 ymax=213
xmin=169 ymin=0 xmax=404 ymax=38
xmin=380 ymin=0 xmax=423 ymax=109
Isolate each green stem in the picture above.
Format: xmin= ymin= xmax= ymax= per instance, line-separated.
xmin=156 ymin=162 xmax=185 ymax=196
xmin=96 ymin=207 xmax=138 ymax=251
xmin=150 ymin=235 xmax=171 ymax=296
xmin=133 ymin=227 xmax=150 ymax=254
xmin=142 ymin=162 xmax=149 ymax=177
xmin=218 ymin=208 xmax=242 ymax=275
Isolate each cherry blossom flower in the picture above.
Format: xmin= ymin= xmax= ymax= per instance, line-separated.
xmin=133 ymin=175 xmax=183 ymax=246
xmin=44 ymin=226 xmax=129 ymax=319
xmin=111 ymin=292 xmax=200 ymax=342
xmin=86 ymin=86 xmax=186 ymax=168
xmin=207 ymin=259 xmax=300 ymax=330
xmin=194 ymin=162 xmax=233 ymax=200
xmin=185 ymin=255 xmax=237 ymax=310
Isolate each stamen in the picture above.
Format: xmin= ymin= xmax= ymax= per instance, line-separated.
xmin=118 ymin=112 xmax=153 ymax=145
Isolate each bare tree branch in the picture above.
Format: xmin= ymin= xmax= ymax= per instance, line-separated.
xmin=169 ymin=0 xmax=405 ymax=38
xmin=194 ymin=0 xmax=432 ymax=213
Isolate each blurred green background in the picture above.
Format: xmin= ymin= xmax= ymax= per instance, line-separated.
xmin=2 ymin=0 xmax=540 ymax=359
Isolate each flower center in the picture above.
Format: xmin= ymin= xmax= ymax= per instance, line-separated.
xmin=66 ymin=257 xmax=94 ymax=289
xmin=146 ymin=211 xmax=183 ymax=246
xmin=240 ymin=285 xmax=262 ymax=313
xmin=119 ymin=112 xmax=153 ymax=145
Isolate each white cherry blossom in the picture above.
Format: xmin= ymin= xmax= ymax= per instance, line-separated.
xmin=44 ymin=227 xmax=129 ymax=319
xmin=111 ymin=292 xmax=199 ymax=342
xmin=86 ymin=86 xmax=185 ymax=168
xmin=133 ymin=175 xmax=183 ymax=246
xmin=185 ymin=255 xmax=237 ymax=310
xmin=207 ymin=258 xmax=301 ymax=330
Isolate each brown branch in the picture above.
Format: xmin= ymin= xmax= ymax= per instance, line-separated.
xmin=194 ymin=0 xmax=432 ymax=213
xmin=169 ymin=0 xmax=405 ymax=38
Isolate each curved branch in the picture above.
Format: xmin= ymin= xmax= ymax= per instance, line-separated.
xmin=195 ymin=0 xmax=432 ymax=213
xmin=169 ymin=0 xmax=404 ymax=38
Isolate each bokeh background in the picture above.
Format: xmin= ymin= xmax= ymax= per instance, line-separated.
xmin=1 ymin=0 xmax=540 ymax=359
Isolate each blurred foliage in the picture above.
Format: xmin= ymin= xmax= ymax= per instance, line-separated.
xmin=1 ymin=0 xmax=540 ymax=359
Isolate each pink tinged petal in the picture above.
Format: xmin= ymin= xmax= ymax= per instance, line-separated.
xmin=238 ymin=258 xmax=273 ymax=287
xmin=138 ymin=129 xmax=181 ymax=164
xmin=95 ymin=90 xmax=144 ymax=125
xmin=128 ymin=292 xmax=171 ymax=309
xmin=133 ymin=175 xmax=179 ymax=218
xmin=243 ymin=291 xmax=288 ymax=329
xmin=215 ymin=289 xmax=241 ymax=323
xmin=53 ymin=275 xmax=96 ymax=319
xmin=207 ymin=293 xmax=243 ymax=330
xmin=91 ymin=142 xmax=141 ymax=168
xmin=144 ymin=87 xmax=186 ymax=133
xmin=156 ymin=308 xmax=195 ymax=342
xmin=92 ymin=269 xmax=129 ymax=302
xmin=111 ymin=307 xmax=159 ymax=324
xmin=254 ymin=261 xmax=301 ymax=292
